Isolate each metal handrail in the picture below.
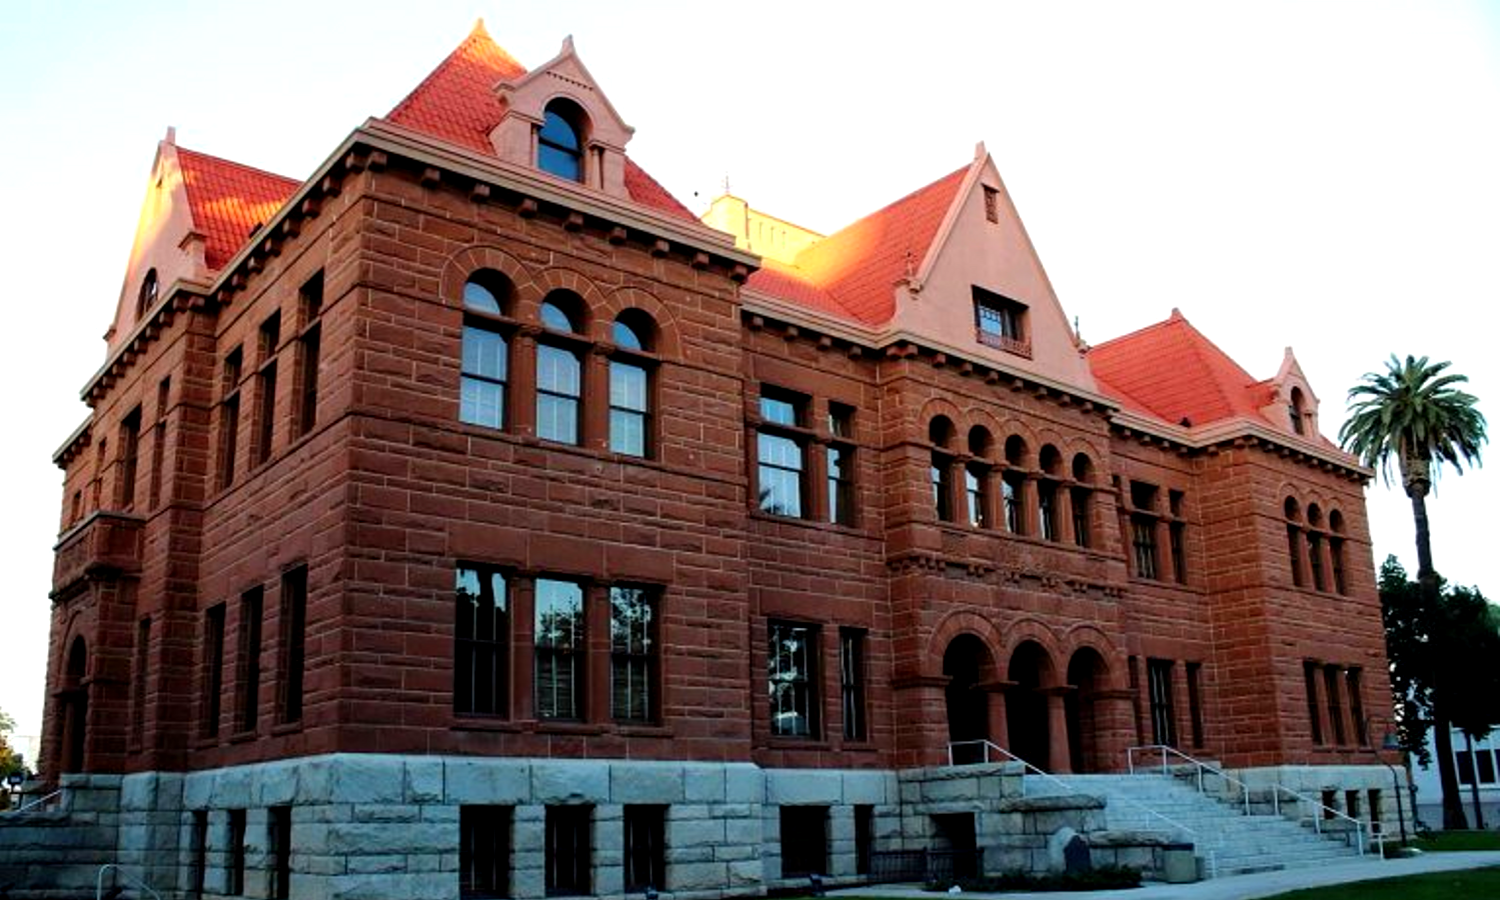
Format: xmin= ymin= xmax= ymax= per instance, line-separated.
xmin=948 ymin=739 xmax=1219 ymax=878
xmin=9 ymin=789 xmax=62 ymax=814
xmin=1126 ymin=744 xmax=1370 ymax=857
xmin=96 ymin=864 xmax=163 ymax=900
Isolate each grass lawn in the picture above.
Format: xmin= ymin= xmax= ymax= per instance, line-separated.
xmin=1263 ymin=867 xmax=1500 ymax=899
xmin=1409 ymin=830 xmax=1500 ymax=852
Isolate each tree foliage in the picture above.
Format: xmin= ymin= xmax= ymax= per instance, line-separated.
xmin=0 ymin=707 xmax=21 ymax=778
xmin=1340 ymin=355 xmax=1486 ymax=492
xmin=1380 ymin=556 xmax=1500 ymax=769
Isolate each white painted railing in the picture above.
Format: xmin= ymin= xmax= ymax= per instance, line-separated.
xmin=1126 ymin=744 xmax=1371 ymax=858
xmin=947 ymin=739 xmax=1220 ymax=878
xmin=96 ymin=863 xmax=163 ymax=900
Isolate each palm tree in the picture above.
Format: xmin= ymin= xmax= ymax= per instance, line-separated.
xmin=1340 ymin=354 xmax=1486 ymax=830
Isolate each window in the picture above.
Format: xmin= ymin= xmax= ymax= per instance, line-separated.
xmin=277 ymin=566 xmax=307 ymax=725
xmin=972 ymin=286 xmax=1029 ymax=356
xmin=1304 ymin=660 xmax=1324 ymax=745
xmin=269 ymin=806 xmax=291 ymax=900
xmin=136 ymin=268 xmax=158 ymax=321
xmin=93 ymin=438 xmax=106 ymax=511
xmin=1347 ymin=667 xmax=1366 ymax=745
xmin=1002 ymin=472 xmax=1025 ymax=534
xmin=780 ymin=806 xmax=828 ymax=877
xmin=295 ymin=272 xmax=323 ymax=440
xmin=203 ymin=604 xmax=226 ymax=738
xmin=536 ymin=579 xmax=584 ymax=720
xmin=256 ymin=311 xmax=281 ymax=460
xmin=1038 ymin=481 xmax=1058 ymax=541
xmin=1071 ymin=486 xmax=1091 ymax=548
xmin=1458 ymin=750 xmax=1476 ymax=785
xmin=190 ymin=810 xmax=208 ymax=896
xmin=610 ymin=586 xmax=657 ymax=724
xmin=1324 ymin=665 xmax=1345 ymax=745
xmin=538 ymin=100 xmax=586 ymax=182
xmin=1289 ymin=387 xmax=1307 ymax=436
xmin=931 ymin=454 xmax=954 ymax=522
xmin=219 ymin=347 xmax=242 ymax=489
xmin=623 ymin=805 xmax=666 ymax=892
xmin=1331 ymin=537 xmax=1347 ymax=595
xmin=131 ymin=617 xmax=150 ymax=749
xmin=854 ymin=804 xmax=875 ymax=876
xmin=609 ymin=314 xmax=653 ymax=457
xmin=757 ymin=388 xmax=806 ymax=518
xmin=1147 ymin=659 xmax=1176 ymax=747
xmin=983 ymin=186 xmax=999 ymax=223
xmin=1186 ymin=662 xmax=1204 ymax=748
xmin=461 ymin=275 xmax=511 ymax=429
xmin=769 ymin=621 xmax=818 ymax=738
xmin=456 ymin=565 xmax=509 ymax=717
xmin=118 ymin=406 xmax=141 ymax=510
xmin=1345 ymin=790 xmax=1361 ymax=819
xmin=149 ymin=377 xmax=169 ymax=509
xmin=1287 ymin=524 xmax=1305 ymax=587
xmin=1131 ymin=516 xmax=1158 ymax=580
xmin=1170 ymin=522 xmax=1187 ymax=584
xmin=840 ymin=628 xmax=866 ymax=741
xmin=827 ymin=403 xmax=856 ymax=527
xmin=1308 ymin=532 xmax=1326 ymax=591
xmin=461 ymin=806 xmax=511 ymax=899
xmin=1479 ymin=749 xmax=1497 ymax=784
xmin=537 ymin=298 xmax=584 ymax=445
xmin=965 ymin=464 xmax=988 ymax=528
xmin=227 ymin=808 xmax=246 ymax=896
xmin=545 ymin=806 xmax=592 ymax=895
xmin=236 ymin=588 xmax=263 ymax=734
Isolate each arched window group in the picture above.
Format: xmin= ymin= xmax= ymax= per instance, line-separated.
xmin=459 ymin=270 xmax=657 ymax=458
xmin=929 ymin=419 xmax=1096 ymax=550
xmin=1285 ymin=495 xmax=1348 ymax=595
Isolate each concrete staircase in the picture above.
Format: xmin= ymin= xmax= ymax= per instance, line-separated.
xmin=1024 ymin=772 xmax=1375 ymax=878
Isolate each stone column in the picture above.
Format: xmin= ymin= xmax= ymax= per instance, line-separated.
xmin=587 ymin=583 xmax=611 ymax=724
xmin=512 ymin=579 xmax=536 ymax=721
xmin=983 ymin=466 xmax=1003 ymax=531
xmin=513 ymin=805 xmax=546 ymax=898
xmin=1045 ymin=688 xmax=1073 ymax=774
xmin=511 ymin=328 xmax=539 ymax=437
xmin=1055 ymin=480 xmax=1074 ymax=544
xmin=986 ymin=682 xmax=1012 ymax=752
xmin=807 ymin=439 xmax=830 ymax=523
xmin=585 ymin=346 xmax=611 ymax=452
xmin=1154 ymin=519 xmax=1171 ymax=580
xmin=593 ymin=803 xmax=625 ymax=896
xmin=1090 ymin=689 xmax=1139 ymax=773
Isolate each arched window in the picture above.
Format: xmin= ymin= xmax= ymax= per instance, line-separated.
xmin=1329 ymin=510 xmax=1348 ymax=595
xmin=136 ymin=268 xmax=158 ymax=321
xmin=1071 ymin=453 xmax=1094 ymax=548
xmin=929 ymin=417 xmax=956 ymax=522
xmin=609 ymin=311 xmax=655 ymax=457
xmin=538 ymin=99 xmax=586 ymax=182
xmin=1289 ymin=387 xmax=1306 ymax=436
xmin=966 ymin=427 xmax=992 ymax=528
xmin=1284 ymin=496 xmax=1305 ymax=588
xmin=460 ymin=272 xmax=513 ymax=429
xmin=536 ymin=291 xmax=586 ymax=445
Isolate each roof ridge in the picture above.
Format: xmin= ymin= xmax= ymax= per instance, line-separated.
xmin=798 ymin=164 xmax=968 ymax=259
xmin=174 ymin=145 xmax=301 ymax=188
xmin=387 ymin=24 xmax=527 ymax=122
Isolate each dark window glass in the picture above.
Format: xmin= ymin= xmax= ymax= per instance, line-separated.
xmin=1347 ymin=668 xmax=1366 ymax=745
xmin=236 ymin=588 xmax=263 ymax=734
xmin=1147 ymin=659 xmax=1176 ymax=747
xmin=780 ymin=806 xmax=828 ymax=877
xmin=769 ymin=622 xmax=818 ymax=738
xmin=461 ymin=326 xmax=508 ymax=429
xmin=609 ymin=359 xmax=649 ymax=457
xmin=840 ymin=629 xmax=866 ymax=741
xmin=456 ymin=566 xmax=509 ymax=717
xmin=1038 ymin=481 xmax=1058 ymax=541
xmin=1304 ymin=661 xmax=1324 ymax=745
xmin=119 ymin=407 xmax=141 ymax=509
xmin=1071 ymin=487 xmax=1090 ymax=548
xmin=1131 ymin=516 xmax=1158 ymax=579
xmin=227 ymin=809 xmax=246 ymax=896
xmin=191 ymin=810 xmax=208 ymax=896
xmin=1170 ymin=522 xmax=1187 ymax=584
xmin=545 ymin=806 xmax=591 ymax=895
xmin=1458 ymin=750 xmax=1475 ymax=785
xmin=854 ymin=804 xmax=875 ymax=875
xmin=1331 ymin=537 xmax=1347 ymax=595
xmin=965 ymin=464 xmax=988 ymax=527
xmin=828 ymin=445 xmax=855 ymax=526
xmin=536 ymin=344 xmax=582 ymax=444
xmin=931 ymin=455 xmax=954 ymax=522
xmin=219 ymin=347 xmax=242 ymax=489
xmin=137 ymin=268 xmax=158 ymax=320
xmin=1287 ymin=525 xmax=1305 ymax=587
xmin=1325 ymin=665 xmax=1346 ymax=744
xmin=623 ymin=805 xmax=667 ymax=892
xmin=1003 ymin=472 xmax=1025 ymax=534
xmin=1479 ymin=750 xmax=1497 ymax=784
xmin=255 ymin=360 xmax=277 ymax=465
xmin=203 ymin=605 xmax=226 ymax=738
xmin=278 ymin=567 xmax=307 ymax=725
xmin=1186 ymin=662 xmax=1204 ymax=748
xmin=538 ymin=109 xmax=583 ymax=182
xmin=296 ymin=324 xmax=320 ymax=439
xmin=611 ymin=587 xmax=656 ymax=724
xmin=536 ymin=579 xmax=584 ymax=720
xmin=1309 ymin=532 xmax=1326 ymax=591
xmin=150 ymin=378 xmax=170 ymax=509
xmin=269 ymin=806 xmax=291 ymax=900
xmin=461 ymin=806 xmax=511 ymax=899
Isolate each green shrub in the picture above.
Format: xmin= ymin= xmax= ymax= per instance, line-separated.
xmin=925 ymin=865 xmax=1143 ymax=892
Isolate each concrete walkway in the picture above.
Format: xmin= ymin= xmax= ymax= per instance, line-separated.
xmin=843 ymin=851 xmax=1500 ymax=899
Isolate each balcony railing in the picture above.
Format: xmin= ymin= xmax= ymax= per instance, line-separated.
xmin=52 ymin=511 xmax=144 ymax=595
xmin=976 ymin=328 xmax=1033 ymax=359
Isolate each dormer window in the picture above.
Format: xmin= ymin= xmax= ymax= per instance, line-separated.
xmin=1289 ymin=387 xmax=1307 ymax=436
xmin=973 ymin=287 xmax=1031 ymax=359
xmin=538 ymin=99 xmax=586 ymax=182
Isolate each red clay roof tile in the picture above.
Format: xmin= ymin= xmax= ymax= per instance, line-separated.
xmin=174 ymin=147 xmax=300 ymax=271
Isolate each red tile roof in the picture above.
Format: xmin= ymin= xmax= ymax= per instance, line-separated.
xmin=175 ymin=147 xmax=300 ymax=271
xmin=384 ymin=21 xmax=695 ymax=221
xmin=1087 ymin=309 xmax=1271 ymax=428
xmin=747 ymin=166 xmax=968 ymax=326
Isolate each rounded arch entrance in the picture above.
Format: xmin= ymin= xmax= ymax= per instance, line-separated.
xmin=60 ymin=635 xmax=88 ymax=773
xmin=1006 ymin=640 xmax=1054 ymax=771
xmin=1065 ymin=647 xmax=1110 ymax=773
xmin=943 ymin=634 xmax=993 ymax=763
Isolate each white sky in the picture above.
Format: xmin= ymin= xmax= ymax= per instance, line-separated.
xmin=1 ymin=0 xmax=1497 ymax=747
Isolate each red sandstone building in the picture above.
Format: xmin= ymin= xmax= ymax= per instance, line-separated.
xmin=13 ymin=23 xmax=1395 ymax=899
